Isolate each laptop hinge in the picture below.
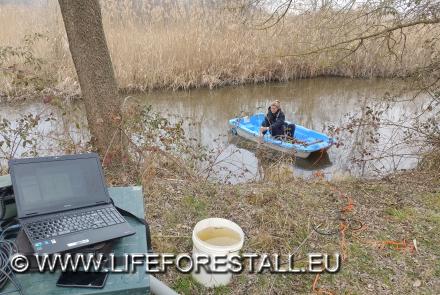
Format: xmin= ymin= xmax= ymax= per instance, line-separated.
xmin=22 ymin=201 xmax=109 ymax=218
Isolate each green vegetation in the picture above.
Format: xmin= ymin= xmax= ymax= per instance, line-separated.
xmin=148 ymin=167 xmax=440 ymax=294
xmin=172 ymin=276 xmax=200 ymax=294
xmin=182 ymin=195 xmax=208 ymax=219
xmin=384 ymin=207 xmax=414 ymax=221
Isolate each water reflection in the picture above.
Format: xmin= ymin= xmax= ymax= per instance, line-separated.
xmin=0 ymin=101 xmax=89 ymax=170
xmin=0 ymin=77 xmax=427 ymax=181
xmin=137 ymin=77 xmax=425 ymax=180
xmin=227 ymin=134 xmax=332 ymax=181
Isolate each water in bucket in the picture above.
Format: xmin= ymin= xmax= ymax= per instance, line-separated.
xmin=197 ymin=227 xmax=241 ymax=247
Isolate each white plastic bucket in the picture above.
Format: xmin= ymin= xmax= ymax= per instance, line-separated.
xmin=191 ymin=218 xmax=244 ymax=287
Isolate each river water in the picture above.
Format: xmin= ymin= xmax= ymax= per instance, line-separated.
xmin=0 ymin=78 xmax=428 ymax=182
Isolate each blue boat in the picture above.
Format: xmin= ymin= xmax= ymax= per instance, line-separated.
xmin=229 ymin=113 xmax=333 ymax=158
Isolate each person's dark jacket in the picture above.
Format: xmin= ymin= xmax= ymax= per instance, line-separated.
xmin=262 ymin=107 xmax=285 ymax=137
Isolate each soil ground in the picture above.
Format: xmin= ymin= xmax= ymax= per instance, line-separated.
xmin=144 ymin=169 xmax=440 ymax=294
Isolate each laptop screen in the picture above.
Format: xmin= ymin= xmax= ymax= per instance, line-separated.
xmin=11 ymin=155 xmax=109 ymax=217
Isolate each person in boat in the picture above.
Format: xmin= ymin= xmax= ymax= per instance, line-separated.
xmin=260 ymin=100 xmax=286 ymax=138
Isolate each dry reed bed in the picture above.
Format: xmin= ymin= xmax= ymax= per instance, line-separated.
xmin=0 ymin=1 xmax=438 ymax=97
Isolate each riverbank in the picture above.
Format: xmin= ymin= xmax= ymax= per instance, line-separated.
xmin=0 ymin=1 xmax=438 ymax=100
xmin=146 ymin=168 xmax=440 ymax=294
xmin=0 ymin=85 xmax=438 ymax=294
xmin=1 ymin=77 xmax=428 ymax=180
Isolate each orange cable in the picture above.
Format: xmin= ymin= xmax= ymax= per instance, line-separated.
xmin=312 ymin=274 xmax=335 ymax=295
xmin=312 ymin=148 xmax=326 ymax=166
xmin=339 ymin=221 xmax=348 ymax=262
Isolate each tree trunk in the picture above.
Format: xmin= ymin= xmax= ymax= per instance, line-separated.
xmin=58 ymin=0 xmax=125 ymax=169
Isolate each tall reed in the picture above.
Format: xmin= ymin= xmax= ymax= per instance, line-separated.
xmin=0 ymin=0 xmax=437 ymax=98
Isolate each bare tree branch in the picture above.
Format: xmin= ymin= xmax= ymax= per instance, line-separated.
xmin=276 ymin=18 xmax=440 ymax=58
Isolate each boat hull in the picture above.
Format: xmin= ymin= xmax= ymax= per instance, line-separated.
xmin=228 ymin=113 xmax=333 ymax=159
xmin=232 ymin=127 xmax=311 ymax=158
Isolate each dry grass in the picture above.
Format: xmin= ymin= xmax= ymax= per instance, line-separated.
xmin=144 ymin=167 xmax=440 ymax=294
xmin=0 ymin=1 xmax=438 ymax=98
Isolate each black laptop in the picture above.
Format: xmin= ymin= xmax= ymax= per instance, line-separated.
xmin=9 ymin=153 xmax=135 ymax=254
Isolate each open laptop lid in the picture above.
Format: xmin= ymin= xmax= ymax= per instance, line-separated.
xmin=9 ymin=153 xmax=111 ymax=219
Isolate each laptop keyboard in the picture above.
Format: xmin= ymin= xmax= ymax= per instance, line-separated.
xmin=25 ymin=207 xmax=126 ymax=241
